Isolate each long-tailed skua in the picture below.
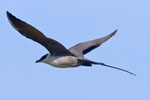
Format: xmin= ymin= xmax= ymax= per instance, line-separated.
xmin=6 ymin=11 xmax=136 ymax=76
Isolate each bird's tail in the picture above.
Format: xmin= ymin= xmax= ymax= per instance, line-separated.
xmin=78 ymin=58 xmax=136 ymax=76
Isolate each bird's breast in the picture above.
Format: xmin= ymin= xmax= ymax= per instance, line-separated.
xmin=49 ymin=56 xmax=79 ymax=68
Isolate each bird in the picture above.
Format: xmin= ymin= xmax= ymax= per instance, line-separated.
xmin=6 ymin=11 xmax=136 ymax=76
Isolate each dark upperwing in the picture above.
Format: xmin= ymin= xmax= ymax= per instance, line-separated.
xmin=7 ymin=11 xmax=74 ymax=56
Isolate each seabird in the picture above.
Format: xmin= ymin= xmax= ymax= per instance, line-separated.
xmin=6 ymin=11 xmax=136 ymax=76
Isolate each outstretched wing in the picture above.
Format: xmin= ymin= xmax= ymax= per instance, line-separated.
xmin=7 ymin=11 xmax=74 ymax=56
xmin=69 ymin=30 xmax=117 ymax=57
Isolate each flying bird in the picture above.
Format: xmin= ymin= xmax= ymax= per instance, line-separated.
xmin=6 ymin=11 xmax=136 ymax=76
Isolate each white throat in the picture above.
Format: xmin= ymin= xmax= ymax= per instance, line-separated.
xmin=41 ymin=53 xmax=51 ymax=64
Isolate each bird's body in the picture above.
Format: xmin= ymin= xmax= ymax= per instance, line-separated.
xmin=6 ymin=11 xmax=136 ymax=76
xmin=42 ymin=54 xmax=79 ymax=68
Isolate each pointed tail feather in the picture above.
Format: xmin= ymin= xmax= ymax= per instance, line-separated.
xmin=78 ymin=59 xmax=136 ymax=76
xmin=97 ymin=63 xmax=136 ymax=76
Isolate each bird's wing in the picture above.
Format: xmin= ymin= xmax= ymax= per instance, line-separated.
xmin=69 ymin=30 xmax=117 ymax=57
xmin=7 ymin=11 xmax=74 ymax=56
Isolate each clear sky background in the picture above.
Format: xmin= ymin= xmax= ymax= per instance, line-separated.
xmin=0 ymin=0 xmax=150 ymax=100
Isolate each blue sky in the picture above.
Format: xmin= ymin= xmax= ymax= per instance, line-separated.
xmin=0 ymin=0 xmax=150 ymax=100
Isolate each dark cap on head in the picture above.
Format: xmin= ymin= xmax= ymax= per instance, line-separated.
xmin=36 ymin=53 xmax=48 ymax=63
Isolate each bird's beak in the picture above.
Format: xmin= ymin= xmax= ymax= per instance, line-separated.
xmin=35 ymin=60 xmax=41 ymax=63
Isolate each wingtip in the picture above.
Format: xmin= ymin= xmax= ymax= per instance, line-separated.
xmin=113 ymin=29 xmax=118 ymax=34
xmin=115 ymin=29 xmax=118 ymax=32
xmin=6 ymin=11 xmax=10 ymax=16
xmin=6 ymin=11 xmax=20 ymax=24
xmin=109 ymin=29 xmax=118 ymax=37
xmin=6 ymin=11 xmax=22 ymax=31
xmin=6 ymin=11 xmax=13 ymax=19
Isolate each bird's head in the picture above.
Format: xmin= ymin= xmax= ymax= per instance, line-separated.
xmin=36 ymin=53 xmax=50 ymax=63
